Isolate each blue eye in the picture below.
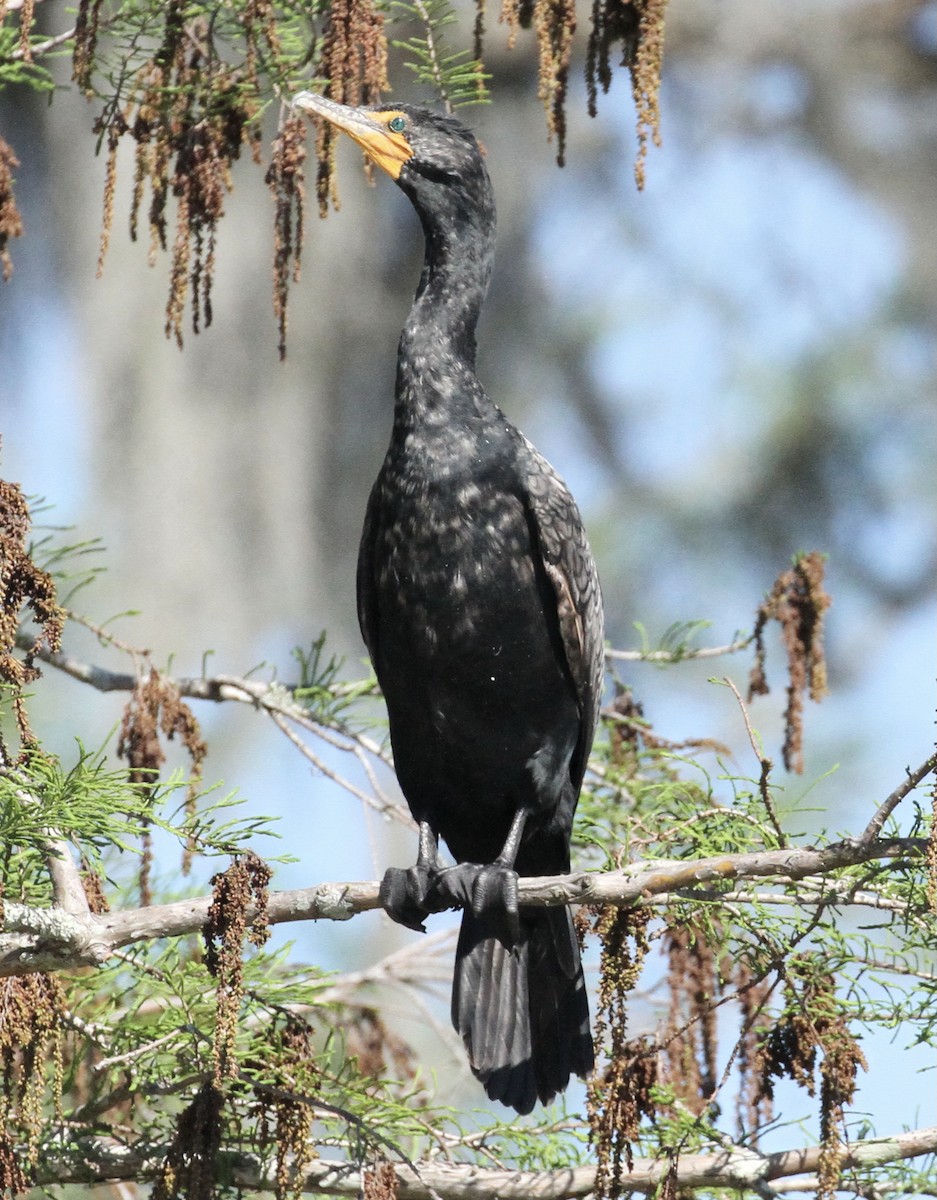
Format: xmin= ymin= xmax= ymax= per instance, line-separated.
xmin=388 ymin=115 xmax=407 ymax=134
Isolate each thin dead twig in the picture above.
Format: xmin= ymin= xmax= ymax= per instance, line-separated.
xmin=860 ymin=752 xmax=937 ymax=845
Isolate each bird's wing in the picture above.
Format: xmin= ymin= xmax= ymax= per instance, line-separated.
xmin=519 ymin=437 xmax=605 ymax=787
xmin=356 ymin=480 xmax=382 ymax=661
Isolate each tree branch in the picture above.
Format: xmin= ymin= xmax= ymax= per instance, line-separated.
xmin=9 ymin=25 xmax=76 ymax=61
xmin=23 ymin=633 xmax=753 ymax=701
xmin=43 ymin=838 xmax=92 ymax=916
xmin=0 ymin=837 xmax=925 ymax=978
xmin=860 ymin=751 xmax=937 ymax=844
xmin=33 ymin=1123 xmax=937 ymax=1194
xmin=605 ymin=635 xmax=753 ymax=663
xmin=24 ymin=635 xmax=934 ymax=840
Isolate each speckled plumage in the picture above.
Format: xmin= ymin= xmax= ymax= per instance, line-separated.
xmin=347 ymin=105 xmax=604 ymax=1114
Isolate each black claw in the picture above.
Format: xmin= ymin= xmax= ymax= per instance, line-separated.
xmin=380 ymin=865 xmax=430 ymax=932
xmin=437 ymin=862 xmax=521 ymax=947
xmin=475 ymin=864 xmax=520 ymax=945
xmin=434 ymin=862 xmax=480 ymax=910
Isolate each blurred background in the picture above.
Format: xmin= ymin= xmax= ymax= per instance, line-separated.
xmin=1 ymin=0 xmax=935 ymax=1131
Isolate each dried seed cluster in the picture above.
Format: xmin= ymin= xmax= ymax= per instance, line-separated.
xmin=264 ymin=1021 xmax=318 ymax=1200
xmin=586 ymin=0 xmax=667 ymax=185
xmin=662 ymin=923 xmax=722 ymax=1116
xmin=0 ymin=480 xmax=64 ymax=754
xmin=153 ymin=1079 xmax=224 ymax=1200
xmin=314 ymin=0 xmax=389 ymax=215
xmin=662 ymin=920 xmax=777 ymax=1132
xmin=77 ymin=0 xmax=263 ymax=345
xmin=590 ymin=903 xmax=783 ymax=1195
xmin=344 ymin=1006 xmax=418 ymax=1085
xmin=588 ymin=905 xmax=653 ymax=1194
xmin=0 ymin=137 xmax=24 ymax=282
xmin=0 ymin=974 xmax=65 ymax=1174
xmin=494 ymin=0 xmax=668 ymax=172
xmin=266 ymin=115 xmax=308 ymax=360
xmin=755 ymin=955 xmax=867 ymax=1200
xmin=749 ymin=550 xmax=831 ymax=773
xmin=532 ymin=0 xmax=577 ymax=166
xmin=58 ymin=0 xmax=669 ymax=354
xmin=79 ymin=858 xmax=111 ymax=914
xmin=117 ymin=667 xmax=208 ymax=901
xmin=204 ymin=850 xmax=272 ymax=1082
xmin=0 ymin=1131 xmax=28 ymax=1196
xmin=734 ymin=959 xmax=775 ymax=1136
xmin=363 ymin=1160 xmax=399 ymax=1200
xmin=661 ymin=921 xmax=777 ymax=1139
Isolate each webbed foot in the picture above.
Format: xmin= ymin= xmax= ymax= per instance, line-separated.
xmin=438 ymin=861 xmax=520 ymax=947
xmin=380 ymin=821 xmax=449 ymax=932
xmin=379 ymin=863 xmax=438 ymax=932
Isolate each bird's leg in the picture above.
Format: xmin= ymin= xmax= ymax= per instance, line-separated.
xmin=380 ymin=821 xmax=447 ymax=933
xmin=494 ymin=805 xmax=529 ymax=868
xmin=439 ymin=807 xmax=528 ymax=947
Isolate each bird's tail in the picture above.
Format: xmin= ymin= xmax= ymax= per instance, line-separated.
xmin=452 ymin=906 xmax=593 ymax=1114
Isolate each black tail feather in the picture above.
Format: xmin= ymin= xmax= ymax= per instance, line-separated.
xmin=452 ymin=906 xmax=592 ymax=1114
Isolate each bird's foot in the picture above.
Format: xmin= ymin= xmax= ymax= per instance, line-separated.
xmin=438 ymin=862 xmax=520 ymax=947
xmin=380 ymin=863 xmax=449 ymax=933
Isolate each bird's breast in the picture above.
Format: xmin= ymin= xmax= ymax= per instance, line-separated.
xmin=359 ymin=435 xmax=582 ymax=837
xmin=372 ymin=468 xmax=535 ymax=646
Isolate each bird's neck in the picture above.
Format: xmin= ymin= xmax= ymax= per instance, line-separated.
xmin=394 ymin=204 xmax=495 ymax=429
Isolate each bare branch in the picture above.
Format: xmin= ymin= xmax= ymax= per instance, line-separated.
xmin=268 ymin=708 xmax=412 ymax=827
xmin=43 ymin=837 xmax=92 ymax=916
xmin=671 ymin=884 xmax=918 ymax=918
xmin=33 ymin=1123 xmax=937 ymax=1194
xmin=26 ymin=633 xmax=752 ymax=700
xmin=721 ymin=675 xmax=785 ymax=847
xmin=9 ymin=25 xmax=76 ymax=61
xmin=18 ymin=632 xmax=410 ymax=823
xmin=860 ymin=752 xmax=937 ymax=844
xmin=0 ymin=836 xmax=925 ymax=978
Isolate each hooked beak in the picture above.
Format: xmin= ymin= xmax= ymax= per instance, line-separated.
xmin=291 ymin=92 xmax=414 ymax=181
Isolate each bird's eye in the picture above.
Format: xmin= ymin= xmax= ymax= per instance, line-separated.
xmin=387 ymin=115 xmax=407 ymax=134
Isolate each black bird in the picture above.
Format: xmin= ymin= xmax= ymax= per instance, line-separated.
xmin=293 ymin=94 xmax=604 ymax=1114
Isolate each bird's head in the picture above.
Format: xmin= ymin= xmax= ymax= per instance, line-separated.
xmin=291 ymin=94 xmax=492 ymax=227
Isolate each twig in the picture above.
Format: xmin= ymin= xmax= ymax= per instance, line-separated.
xmin=64 ymin=609 xmax=149 ymax=658
xmin=19 ymin=634 xmax=397 ymax=769
xmin=860 ymin=752 xmax=937 ymax=844
xmin=319 ymin=927 xmax=456 ymax=1002
xmin=268 ymin=709 xmax=414 ymax=827
xmin=605 ymin=635 xmax=753 ymax=664
xmin=409 ymin=0 xmax=454 ymax=116
xmin=722 ymin=676 xmax=786 ymax=847
xmin=672 ymin=885 xmax=916 ymax=917
xmin=93 ymin=1027 xmax=191 ymax=1073
xmin=18 ymin=634 xmax=410 ymax=824
xmin=9 ymin=25 xmax=76 ymax=61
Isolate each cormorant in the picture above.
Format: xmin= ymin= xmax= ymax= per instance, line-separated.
xmin=293 ymin=93 xmax=604 ymax=1115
